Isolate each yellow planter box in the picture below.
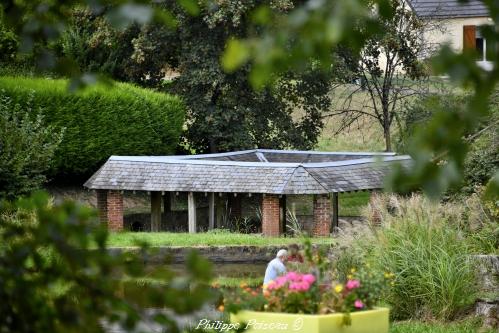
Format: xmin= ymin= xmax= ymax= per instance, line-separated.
xmin=230 ymin=307 xmax=389 ymax=333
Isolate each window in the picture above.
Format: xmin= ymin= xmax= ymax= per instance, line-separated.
xmin=475 ymin=29 xmax=488 ymax=61
xmin=463 ymin=25 xmax=493 ymax=63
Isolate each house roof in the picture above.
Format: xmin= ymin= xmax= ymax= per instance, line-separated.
xmin=407 ymin=0 xmax=489 ymax=18
xmin=84 ymin=149 xmax=412 ymax=194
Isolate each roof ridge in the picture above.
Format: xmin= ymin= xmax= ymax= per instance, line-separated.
xmin=280 ymin=166 xmax=329 ymax=194
xmin=301 ymin=166 xmax=330 ymax=193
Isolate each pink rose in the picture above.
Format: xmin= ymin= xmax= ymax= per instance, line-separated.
xmin=275 ymin=276 xmax=287 ymax=287
xmin=266 ymin=281 xmax=277 ymax=290
xmin=302 ymin=274 xmax=316 ymax=284
xmin=289 ymin=281 xmax=310 ymax=292
xmin=299 ymin=281 xmax=311 ymax=291
xmin=346 ymin=279 xmax=360 ymax=290
xmin=354 ymin=300 xmax=364 ymax=309
xmin=286 ymin=272 xmax=301 ymax=282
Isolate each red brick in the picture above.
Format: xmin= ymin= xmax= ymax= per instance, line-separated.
xmin=97 ymin=190 xmax=123 ymax=231
xmin=262 ymin=194 xmax=281 ymax=237
xmin=313 ymin=194 xmax=331 ymax=237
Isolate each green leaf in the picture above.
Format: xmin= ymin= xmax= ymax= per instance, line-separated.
xmin=251 ymin=5 xmax=271 ymax=25
xmin=484 ymin=171 xmax=499 ymax=201
xmin=179 ymin=0 xmax=200 ymax=16
xmin=221 ymin=39 xmax=250 ymax=72
xmin=249 ymin=64 xmax=271 ymax=90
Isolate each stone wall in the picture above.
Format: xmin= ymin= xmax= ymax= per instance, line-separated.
xmin=107 ymin=245 xmax=286 ymax=263
xmin=473 ymin=255 xmax=499 ymax=329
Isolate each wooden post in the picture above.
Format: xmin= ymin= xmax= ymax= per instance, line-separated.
xmin=151 ymin=191 xmax=162 ymax=232
xmin=188 ymin=192 xmax=197 ymax=233
xmin=332 ymin=192 xmax=339 ymax=230
xmin=208 ymin=192 xmax=215 ymax=230
xmin=163 ymin=192 xmax=171 ymax=214
xmin=216 ymin=194 xmax=224 ymax=228
xmin=280 ymin=195 xmax=287 ymax=234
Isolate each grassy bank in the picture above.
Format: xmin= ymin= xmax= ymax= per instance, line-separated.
xmin=107 ymin=232 xmax=335 ymax=247
xmin=390 ymin=320 xmax=493 ymax=333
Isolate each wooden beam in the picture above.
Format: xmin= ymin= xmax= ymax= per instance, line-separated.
xmin=280 ymin=195 xmax=287 ymax=234
xmin=188 ymin=192 xmax=197 ymax=233
xmin=332 ymin=192 xmax=339 ymax=230
xmin=163 ymin=192 xmax=171 ymax=214
xmin=208 ymin=192 xmax=215 ymax=230
xmin=151 ymin=191 xmax=162 ymax=232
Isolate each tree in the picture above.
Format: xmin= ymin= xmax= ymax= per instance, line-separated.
xmin=0 ymin=93 xmax=64 ymax=200
xmin=166 ymin=0 xmax=332 ymax=153
xmin=59 ymin=8 xmax=179 ymax=88
xmin=3 ymin=0 xmax=499 ymax=197
xmin=55 ymin=2 xmax=332 ymax=153
xmin=223 ymin=0 xmax=499 ymax=198
xmin=325 ymin=0 xmax=439 ymax=152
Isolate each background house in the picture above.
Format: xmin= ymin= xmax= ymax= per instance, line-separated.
xmin=408 ymin=0 xmax=494 ymax=70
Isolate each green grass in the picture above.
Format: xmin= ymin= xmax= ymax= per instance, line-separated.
xmin=390 ymin=320 xmax=493 ymax=333
xmin=338 ymin=192 xmax=371 ymax=216
xmin=106 ymin=232 xmax=336 ymax=247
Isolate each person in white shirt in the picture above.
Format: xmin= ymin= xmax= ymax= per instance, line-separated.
xmin=263 ymin=249 xmax=288 ymax=285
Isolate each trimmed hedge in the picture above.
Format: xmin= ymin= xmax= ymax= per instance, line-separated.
xmin=0 ymin=76 xmax=185 ymax=177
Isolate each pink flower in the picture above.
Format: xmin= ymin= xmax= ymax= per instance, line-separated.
xmin=354 ymin=300 xmax=364 ymax=309
xmin=299 ymin=281 xmax=311 ymax=291
xmin=289 ymin=281 xmax=310 ymax=292
xmin=286 ymin=272 xmax=301 ymax=282
xmin=346 ymin=279 xmax=360 ymax=290
xmin=275 ymin=276 xmax=287 ymax=287
xmin=302 ymin=274 xmax=316 ymax=284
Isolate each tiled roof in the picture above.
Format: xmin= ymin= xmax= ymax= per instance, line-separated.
xmin=84 ymin=149 xmax=412 ymax=194
xmin=408 ymin=0 xmax=489 ymax=18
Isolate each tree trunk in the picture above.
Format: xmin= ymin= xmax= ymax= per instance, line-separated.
xmin=384 ymin=125 xmax=392 ymax=152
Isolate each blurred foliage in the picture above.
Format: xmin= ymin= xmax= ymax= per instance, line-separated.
xmin=0 ymin=191 xmax=216 ymax=333
xmin=166 ymin=0 xmax=333 ymax=152
xmin=398 ymin=93 xmax=498 ymax=196
xmin=2 ymin=0 xmax=498 ymax=196
xmin=0 ymin=0 xmax=182 ymax=89
xmin=222 ymin=0 xmax=499 ymax=199
xmin=0 ymin=76 xmax=185 ymax=179
xmin=0 ymin=93 xmax=64 ymax=200
xmin=387 ymin=0 xmax=499 ymax=198
xmin=4 ymin=1 xmax=335 ymax=153
xmin=221 ymin=0 xmax=393 ymax=88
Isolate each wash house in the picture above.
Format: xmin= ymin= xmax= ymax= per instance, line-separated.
xmin=84 ymin=149 xmax=411 ymax=237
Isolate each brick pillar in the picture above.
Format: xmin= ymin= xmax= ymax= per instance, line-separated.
xmin=313 ymin=194 xmax=331 ymax=237
xmin=96 ymin=190 xmax=123 ymax=231
xmin=262 ymin=194 xmax=281 ymax=236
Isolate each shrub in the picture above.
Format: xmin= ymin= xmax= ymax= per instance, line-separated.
xmin=0 ymin=76 xmax=185 ymax=178
xmin=0 ymin=15 xmax=18 ymax=63
xmin=362 ymin=194 xmax=479 ymax=321
xmin=0 ymin=192 xmax=215 ymax=333
xmin=0 ymin=93 xmax=64 ymax=199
